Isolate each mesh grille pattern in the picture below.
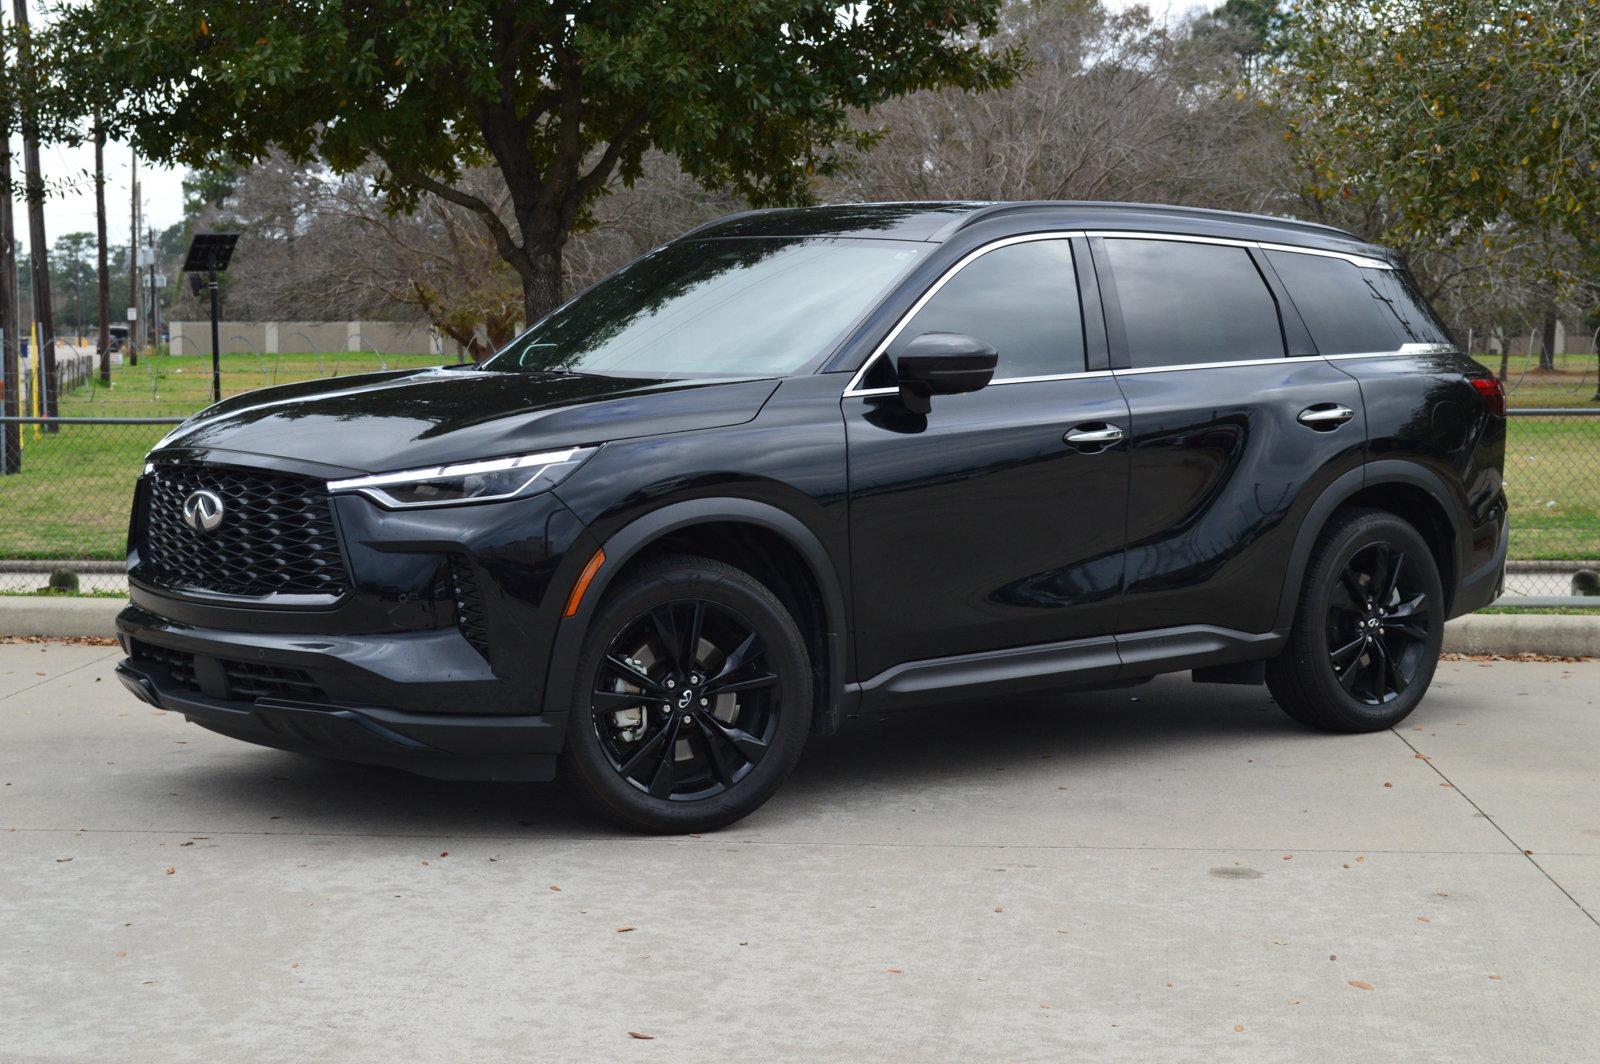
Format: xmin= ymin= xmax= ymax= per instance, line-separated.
xmin=142 ymin=464 xmax=346 ymax=597
xmin=449 ymin=554 xmax=491 ymax=658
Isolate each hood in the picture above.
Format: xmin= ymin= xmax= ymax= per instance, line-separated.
xmin=155 ymin=367 xmax=782 ymax=474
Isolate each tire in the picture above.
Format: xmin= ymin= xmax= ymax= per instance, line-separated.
xmin=1267 ymin=508 xmax=1445 ymax=732
xmin=559 ymin=553 xmax=813 ymax=833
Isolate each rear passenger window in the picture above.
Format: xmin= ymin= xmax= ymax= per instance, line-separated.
xmin=1266 ymin=251 xmax=1403 ymax=354
xmin=1103 ymin=239 xmax=1284 ymax=367
xmin=886 ymin=238 xmax=1085 ymax=379
xmin=1362 ymin=268 xmax=1455 ymax=347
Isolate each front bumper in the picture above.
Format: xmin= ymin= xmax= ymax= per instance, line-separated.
xmin=116 ymin=608 xmax=564 ymax=782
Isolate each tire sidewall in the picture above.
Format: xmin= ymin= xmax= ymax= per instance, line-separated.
xmin=562 ymin=561 xmax=813 ymax=832
xmin=1302 ymin=514 xmax=1444 ymax=728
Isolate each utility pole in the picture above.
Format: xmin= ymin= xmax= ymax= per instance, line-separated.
xmin=94 ymin=112 xmax=110 ymax=386
xmin=13 ymin=0 xmax=58 ymax=426
xmin=128 ymin=152 xmax=139 ymax=367
xmin=148 ymin=231 xmax=158 ymax=353
xmin=0 ymin=33 xmax=20 ymax=472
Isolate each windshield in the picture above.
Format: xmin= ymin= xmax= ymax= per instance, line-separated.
xmin=484 ymin=237 xmax=925 ymax=379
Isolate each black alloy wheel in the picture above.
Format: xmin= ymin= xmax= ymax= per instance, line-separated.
xmin=1268 ymin=508 xmax=1445 ymax=732
xmin=593 ymin=598 xmax=780 ymax=801
xmin=561 ymin=553 xmax=812 ymax=833
xmin=1324 ymin=541 xmax=1433 ymax=705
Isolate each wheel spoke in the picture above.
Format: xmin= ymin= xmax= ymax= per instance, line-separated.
xmin=619 ymin=722 xmax=671 ymax=779
xmin=645 ymin=717 xmax=682 ymax=798
xmin=682 ymin=600 xmax=705 ymax=673
xmin=1338 ymin=565 xmax=1367 ymax=609
xmin=1365 ymin=546 xmax=1390 ymax=608
xmin=1329 ymin=635 xmax=1366 ymax=671
xmin=1338 ymin=648 xmax=1366 ymax=693
xmin=1388 ymin=592 xmax=1428 ymax=620
xmin=704 ymin=670 xmax=778 ymax=697
xmin=1373 ymin=637 xmax=1406 ymax=697
xmin=1363 ymin=641 xmax=1388 ymax=702
xmin=649 ymin=606 xmax=684 ymax=672
xmin=604 ymin=655 xmax=665 ymax=692
xmin=693 ymin=718 xmax=737 ymax=786
xmin=699 ymin=710 xmax=769 ymax=764
xmin=1382 ymin=550 xmax=1406 ymax=603
xmin=712 ymin=630 xmax=761 ymax=682
xmin=592 ymin=688 xmax=669 ymax=712
xmin=1384 ymin=619 xmax=1429 ymax=644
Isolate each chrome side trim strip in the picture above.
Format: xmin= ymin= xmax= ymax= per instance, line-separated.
xmin=843 ymin=368 xmax=1112 ymax=399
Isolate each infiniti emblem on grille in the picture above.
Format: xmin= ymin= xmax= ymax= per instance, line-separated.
xmin=181 ymin=489 xmax=226 ymax=533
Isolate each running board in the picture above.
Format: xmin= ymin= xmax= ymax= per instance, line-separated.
xmin=851 ymin=625 xmax=1286 ymax=711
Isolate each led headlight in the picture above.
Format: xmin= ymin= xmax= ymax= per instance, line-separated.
xmin=327 ymin=447 xmax=596 ymax=508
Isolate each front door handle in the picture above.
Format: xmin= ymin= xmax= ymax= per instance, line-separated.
xmin=1064 ymin=423 xmax=1125 ymax=450
xmin=1297 ymin=404 xmax=1355 ymax=430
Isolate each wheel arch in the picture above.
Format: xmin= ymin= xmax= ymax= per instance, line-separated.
xmin=1274 ymin=462 xmax=1467 ymax=631
xmin=541 ymin=498 xmax=851 ymax=736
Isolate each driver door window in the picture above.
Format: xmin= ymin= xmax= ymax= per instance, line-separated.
xmin=884 ymin=239 xmax=1087 ymax=380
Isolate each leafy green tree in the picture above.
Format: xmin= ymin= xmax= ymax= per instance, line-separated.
xmin=57 ymin=1 xmax=1021 ymax=323
xmin=1278 ymin=0 xmax=1597 ymax=264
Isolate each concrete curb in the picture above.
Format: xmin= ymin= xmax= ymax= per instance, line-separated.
xmin=1442 ymin=613 xmax=1598 ymax=658
xmin=0 ymin=597 xmax=123 ymax=639
xmin=2 ymin=597 xmax=1594 ymax=657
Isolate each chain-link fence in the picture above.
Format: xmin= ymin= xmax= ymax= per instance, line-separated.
xmin=1 ymin=402 xmax=1597 ymax=603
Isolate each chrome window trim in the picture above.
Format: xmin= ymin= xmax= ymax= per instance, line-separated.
xmin=1088 ymin=230 xmax=1393 ymax=271
xmin=841 ymin=228 xmax=1407 ymax=398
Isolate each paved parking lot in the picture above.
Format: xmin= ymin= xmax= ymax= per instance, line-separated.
xmin=3 ymin=642 xmax=1596 ymax=1063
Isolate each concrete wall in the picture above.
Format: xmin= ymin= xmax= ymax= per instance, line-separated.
xmin=169 ymin=321 xmax=467 ymax=359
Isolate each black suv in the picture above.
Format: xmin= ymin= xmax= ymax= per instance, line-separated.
xmin=116 ymin=202 xmax=1508 ymax=832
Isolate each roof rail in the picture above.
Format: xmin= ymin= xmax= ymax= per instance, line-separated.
xmin=941 ymin=201 xmax=1361 ymax=242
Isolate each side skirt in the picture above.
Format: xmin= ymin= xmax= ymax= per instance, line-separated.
xmin=851 ymin=624 xmax=1287 ymax=712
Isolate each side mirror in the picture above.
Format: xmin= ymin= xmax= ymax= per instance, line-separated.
xmin=895 ymin=332 xmax=998 ymax=414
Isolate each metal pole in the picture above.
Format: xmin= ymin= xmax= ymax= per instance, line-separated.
xmin=209 ymin=267 xmax=221 ymax=403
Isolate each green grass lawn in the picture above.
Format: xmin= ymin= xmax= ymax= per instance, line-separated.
xmin=1 ymin=351 xmax=1596 ymax=563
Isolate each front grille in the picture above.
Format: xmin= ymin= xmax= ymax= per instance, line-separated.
xmin=142 ymin=464 xmax=347 ymax=597
xmin=130 ymin=640 xmax=198 ymax=690
xmin=448 ymin=554 xmax=491 ymax=658
xmin=220 ymin=660 xmax=327 ymax=702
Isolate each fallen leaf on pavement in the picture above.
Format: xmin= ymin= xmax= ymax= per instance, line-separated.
xmin=1383 ymin=782 xmax=1393 ymax=788
xmin=616 ymin=926 xmax=636 ymax=933
xmin=885 ymin=967 xmax=903 ymax=974
xmin=1348 ymin=980 xmax=1374 ymax=991
xmin=1234 ymin=1025 xmax=1245 ymax=1033
xmin=164 ymin=866 xmax=175 ymax=875
xmin=56 ymin=857 xmax=72 ymax=863
xmin=627 ymin=1031 xmax=654 ymax=1040
xmin=1489 ymin=974 xmax=1502 ymax=981
xmin=1282 ymin=854 xmax=1293 ymax=860
xmin=550 ymin=885 xmax=561 ymax=891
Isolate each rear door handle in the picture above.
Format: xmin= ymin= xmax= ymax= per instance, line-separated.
xmin=1297 ymin=404 xmax=1355 ymax=429
xmin=1064 ymin=423 xmax=1125 ymax=449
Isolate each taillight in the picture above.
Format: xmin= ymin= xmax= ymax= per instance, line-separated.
xmin=1470 ymin=377 xmax=1505 ymax=418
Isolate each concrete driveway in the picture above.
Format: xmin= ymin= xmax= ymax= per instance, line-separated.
xmin=3 ymin=642 xmax=1596 ymax=1063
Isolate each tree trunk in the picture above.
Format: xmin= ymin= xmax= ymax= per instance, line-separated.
xmin=14 ymin=0 xmax=58 ymax=425
xmin=1538 ymin=308 xmax=1558 ymax=372
xmin=0 ymin=121 xmax=21 ymax=472
xmin=94 ymin=116 xmax=111 ymax=386
xmin=520 ymin=246 xmax=565 ymax=339
xmin=1497 ymin=332 xmax=1509 ymax=383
